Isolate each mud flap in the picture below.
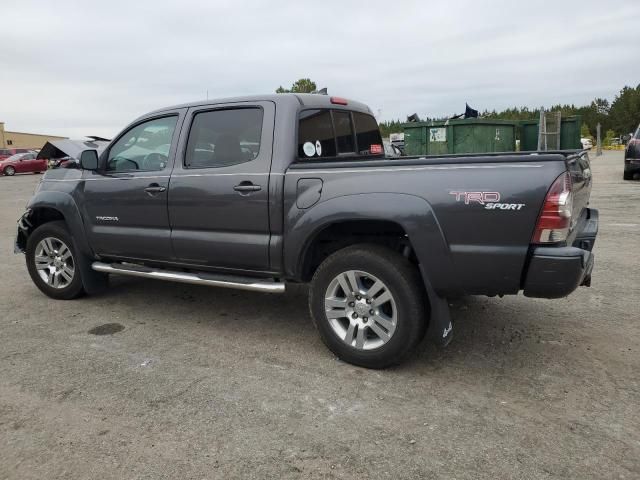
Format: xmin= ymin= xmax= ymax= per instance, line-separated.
xmin=420 ymin=267 xmax=453 ymax=347
xmin=75 ymin=250 xmax=108 ymax=295
xmin=78 ymin=257 xmax=108 ymax=294
xmin=426 ymin=292 xmax=453 ymax=346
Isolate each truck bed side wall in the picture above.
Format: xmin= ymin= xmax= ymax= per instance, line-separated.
xmin=284 ymin=159 xmax=566 ymax=297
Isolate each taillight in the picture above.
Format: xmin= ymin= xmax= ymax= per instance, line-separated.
xmin=330 ymin=96 xmax=348 ymax=105
xmin=532 ymin=172 xmax=573 ymax=244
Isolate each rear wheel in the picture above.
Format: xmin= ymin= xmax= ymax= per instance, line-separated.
xmin=309 ymin=244 xmax=427 ymax=369
xmin=623 ymin=170 xmax=633 ymax=180
xmin=26 ymin=221 xmax=85 ymax=300
xmin=4 ymin=166 xmax=15 ymax=176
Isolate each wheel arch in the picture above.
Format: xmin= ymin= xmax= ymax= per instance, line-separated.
xmin=18 ymin=191 xmax=93 ymax=258
xmin=284 ymin=192 xmax=453 ymax=294
xmin=297 ymin=219 xmax=411 ymax=282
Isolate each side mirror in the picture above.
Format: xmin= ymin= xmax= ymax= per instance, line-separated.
xmin=79 ymin=150 xmax=99 ymax=170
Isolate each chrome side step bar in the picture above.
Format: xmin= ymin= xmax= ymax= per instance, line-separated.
xmin=91 ymin=261 xmax=285 ymax=293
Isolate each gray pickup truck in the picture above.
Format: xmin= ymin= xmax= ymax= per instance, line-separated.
xmin=15 ymin=93 xmax=598 ymax=368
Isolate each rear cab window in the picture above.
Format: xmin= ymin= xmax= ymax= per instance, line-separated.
xmin=333 ymin=110 xmax=355 ymax=154
xmin=298 ymin=108 xmax=383 ymax=161
xmin=353 ymin=112 xmax=383 ymax=155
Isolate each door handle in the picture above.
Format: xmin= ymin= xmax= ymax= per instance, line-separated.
xmin=144 ymin=184 xmax=166 ymax=195
xmin=233 ymin=182 xmax=262 ymax=193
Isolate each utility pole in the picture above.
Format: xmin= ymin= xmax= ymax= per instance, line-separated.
xmin=596 ymin=123 xmax=602 ymax=157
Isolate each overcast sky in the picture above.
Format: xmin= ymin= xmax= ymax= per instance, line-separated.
xmin=1 ymin=0 xmax=639 ymax=138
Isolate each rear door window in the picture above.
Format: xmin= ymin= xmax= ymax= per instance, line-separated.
xmin=184 ymin=108 xmax=263 ymax=169
xmin=298 ymin=110 xmax=337 ymax=158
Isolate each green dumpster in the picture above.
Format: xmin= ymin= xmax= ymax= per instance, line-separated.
xmin=519 ymin=115 xmax=583 ymax=151
xmin=403 ymin=119 xmax=517 ymax=156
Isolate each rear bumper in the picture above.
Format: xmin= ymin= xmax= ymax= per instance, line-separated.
xmin=523 ymin=208 xmax=598 ymax=299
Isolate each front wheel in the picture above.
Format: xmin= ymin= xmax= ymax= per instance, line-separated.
xmin=309 ymin=244 xmax=427 ymax=369
xmin=4 ymin=166 xmax=15 ymax=176
xmin=25 ymin=221 xmax=85 ymax=300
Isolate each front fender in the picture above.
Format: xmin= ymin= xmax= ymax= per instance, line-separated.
xmin=24 ymin=191 xmax=94 ymax=258
xmin=284 ymin=192 xmax=454 ymax=294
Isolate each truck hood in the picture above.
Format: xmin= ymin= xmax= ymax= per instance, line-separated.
xmin=37 ymin=139 xmax=109 ymax=161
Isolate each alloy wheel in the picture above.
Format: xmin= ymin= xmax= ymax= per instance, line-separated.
xmin=34 ymin=237 xmax=75 ymax=288
xmin=324 ymin=270 xmax=397 ymax=350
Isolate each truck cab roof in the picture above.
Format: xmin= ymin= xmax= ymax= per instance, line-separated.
xmin=147 ymin=93 xmax=373 ymax=117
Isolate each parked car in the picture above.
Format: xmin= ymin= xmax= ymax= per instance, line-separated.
xmin=580 ymin=137 xmax=593 ymax=150
xmin=0 ymin=148 xmax=34 ymax=161
xmin=624 ymin=124 xmax=640 ymax=180
xmin=0 ymin=152 xmax=47 ymax=176
xmin=14 ymin=93 xmax=598 ymax=368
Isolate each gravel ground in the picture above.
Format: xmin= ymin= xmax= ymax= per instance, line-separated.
xmin=1 ymin=150 xmax=638 ymax=479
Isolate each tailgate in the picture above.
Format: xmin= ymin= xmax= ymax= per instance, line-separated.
xmin=566 ymin=151 xmax=593 ymax=243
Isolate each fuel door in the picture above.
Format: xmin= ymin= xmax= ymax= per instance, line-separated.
xmin=296 ymin=178 xmax=323 ymax=209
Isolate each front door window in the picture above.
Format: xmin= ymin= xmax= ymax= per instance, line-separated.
xmin=106 ymin=116 xmax=178 ymax=172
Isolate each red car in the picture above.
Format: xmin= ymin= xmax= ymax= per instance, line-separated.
xmin=0 ymin=152 xmax=47 ymax=176
xmin=0 ymin=148 xmax=33 ymax=161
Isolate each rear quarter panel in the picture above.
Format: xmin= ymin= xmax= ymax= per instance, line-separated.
xmin=285 ymin=157 xmax=566 ymax=296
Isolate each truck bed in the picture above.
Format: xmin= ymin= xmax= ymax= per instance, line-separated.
xmin=284 ymin=149 xmax=592 ymax=297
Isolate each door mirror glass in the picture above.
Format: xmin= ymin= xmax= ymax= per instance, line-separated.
xmin=80 ymin=150 xmax=99 ymax=170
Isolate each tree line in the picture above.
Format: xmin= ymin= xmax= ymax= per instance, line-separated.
xmin=379 ymin=84 xmax=640 ymax=139
xmin=274 ymin=79 xmax=639 ymax=139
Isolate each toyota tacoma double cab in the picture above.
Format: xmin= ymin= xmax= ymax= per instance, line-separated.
xmin=15 ymin=93 xmax=598 ymax=368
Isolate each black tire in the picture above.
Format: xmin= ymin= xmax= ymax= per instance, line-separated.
xmin=26 ymin=221 xmax=85 ymax=300
xmin=4 ymin=166 xmax=15 ymax=176
xmin=309 ymin=244 xmax=427 ymax=369
xmin=623 ymin=171 xmax=633 ymax=180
